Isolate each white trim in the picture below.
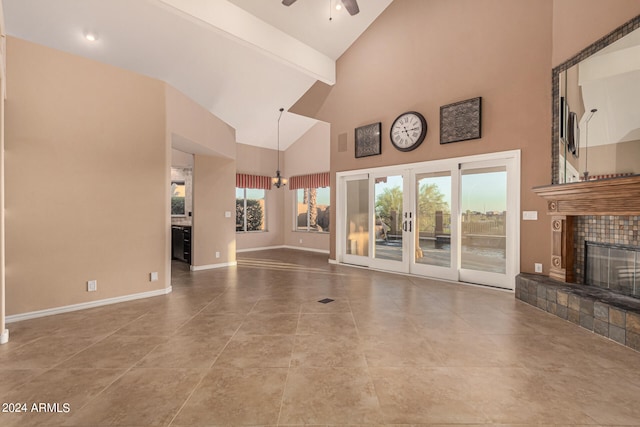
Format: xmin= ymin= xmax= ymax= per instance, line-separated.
xmin=335 ymin=261 xmax=514 ymax=294
xmin=236 ymin=245 xmax=286 ymax=253
xmin=0 ymin=329 xmax=8 ymax=345
xmin=281 ymin=245 xmax=329 ymax=254
xmin=5 ymin=287 xmax=173 ymax=324
xmin=328 ymin=259 xmax=338 ymax=264
xmin=237 ymin=245 xmax=330 ymax=255
xmin=335 ymin=149 xmax=521 ymax=290
xmin=190 ymin=261 xmax=238 ymax=271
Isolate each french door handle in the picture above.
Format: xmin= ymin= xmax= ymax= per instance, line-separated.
xmin=403 ymin=220 xmax=407 ymax=232
xmin=409 ymin=220 xmax=412 ymax=232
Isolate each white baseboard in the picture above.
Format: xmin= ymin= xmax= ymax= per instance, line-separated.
xmin=190 ymin=261 xmax=238 ymax=271
xmin=237 ymin=245 xmax=330 ymax=255
xmin=281 ymin=245 xmax=330 ymax=254
xmin=5 ymin=287 xmax=172 ymax=324
xmin=328 ymin=259 xmax=338 ymax=264
xmin=0 ymin=329 xmax=8 ymax=345
xmin=236 ymin=245 xmax=285 ymax=253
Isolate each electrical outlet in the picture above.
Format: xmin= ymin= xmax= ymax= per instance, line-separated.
xmin=150 ymin=272 xmax=159 ymax=282
xmin=87 ymin=280 xmax=97 ymax=292
xmin=534 ymin=263 xmax=543 ymax=273
xmin=299 ymin=239 xmax=303 ymax=244
xmin=215 ymin=251 xmax=220 ymax=258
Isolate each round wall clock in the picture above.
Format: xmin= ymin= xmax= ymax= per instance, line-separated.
xmin=390 ymin=111 xmax=427 ymax=152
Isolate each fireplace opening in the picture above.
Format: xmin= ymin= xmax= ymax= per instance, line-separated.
xmin=585 ymin=241 xmax=640 ymax=298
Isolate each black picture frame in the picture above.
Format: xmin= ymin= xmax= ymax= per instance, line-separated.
xmin=440 ymin=97 xmax=482 ymax=144
xmin=355 ymin=122 xmax=382 ymax=158
xmin=567 ymin=111 xmax=579 ymax=158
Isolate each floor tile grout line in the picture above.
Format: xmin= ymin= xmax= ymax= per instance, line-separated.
xmin=165 ymin=369 xmax=209 ymax=427
xmin=275 ymin=307 xmax=302 ymax=426
xmin=167 ymin=292 xmax=255 ymax=427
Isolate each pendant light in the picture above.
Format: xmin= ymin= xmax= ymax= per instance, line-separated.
xmin=272 ymin=108 xmax=288 ymax=188
xmin=583 ymin=108 xmax=597 ymax=182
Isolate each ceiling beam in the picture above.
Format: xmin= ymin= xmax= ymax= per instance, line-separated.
xmin=154 ymin=0 xmax=336 ymax=85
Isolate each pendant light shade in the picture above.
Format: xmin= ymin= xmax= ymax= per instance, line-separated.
xmin=272 ymin=108 xmax=288 ymax=188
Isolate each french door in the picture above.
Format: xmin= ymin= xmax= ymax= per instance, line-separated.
xmin=337 ymin=151 xmax=520 ymax=290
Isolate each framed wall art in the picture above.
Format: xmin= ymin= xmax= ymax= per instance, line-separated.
xmin=440 ymin=97 xmax=482 ymax=144
xmin=355 ymin=122 xmax=382 ymax=158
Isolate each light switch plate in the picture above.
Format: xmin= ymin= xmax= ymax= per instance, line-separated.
xmin=150 ymin=272 xmax=159 ymax=282
xmin=225 ymin=211 xmax=231 ymax=218
xmin=523 ymin=211 xmax=538 ymax=221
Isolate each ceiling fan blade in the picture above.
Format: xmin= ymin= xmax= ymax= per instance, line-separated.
xmin=282 ymin=0 xmax=297 ymax=6
xmin=342 ymin=0 xmax=360 ymax=15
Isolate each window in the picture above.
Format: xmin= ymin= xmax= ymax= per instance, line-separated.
xmin=296 ymin=187 xmax=330 ymax=232
xmin=171 ymin=180 xmax=186 ymax=216
xmin=236 ymin=188 xmax=266 ymax=232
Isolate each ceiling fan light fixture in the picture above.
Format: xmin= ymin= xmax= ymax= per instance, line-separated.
xmin=84 ymin=31 xmax=98 ymax=42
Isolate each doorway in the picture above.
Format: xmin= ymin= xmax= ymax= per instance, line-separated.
xmin=336 ymin=151 xmax=520 ymax=290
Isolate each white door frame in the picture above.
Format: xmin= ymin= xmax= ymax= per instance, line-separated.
xmin=336 ymin=150 xmax=520 ymax=289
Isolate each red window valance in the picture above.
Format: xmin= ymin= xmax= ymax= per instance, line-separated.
xmin=236 ymin=173 xmax=271 ymax=190
xmin=289 ymin=172 xmax=330 ymax=190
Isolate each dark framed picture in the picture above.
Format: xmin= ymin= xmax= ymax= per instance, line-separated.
xmin=567 ymin=111 xmax=579 ymax=158
xmin=355 ymin=122 xmax=382 ymax=158
xmin=559 ymin=96 xmax=567 ymax=141
xmin=440 ymin=97 xmax=482 ymax=144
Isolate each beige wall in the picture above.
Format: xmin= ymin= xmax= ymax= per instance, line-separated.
xmin=235 ymin=143 xmax=285 ymax=250
xmin=587 ymin=139 xmax=640 ymax=176
xmin=165 ymin=85 xmax=236 ymax=159
xmin=552 ymin=0 xmax=640 ymax=67
xmin=4 ymin=37 xmax=168 ymax=315
xmin=294 ymin=0 xmax=640 ymax=272
xmin=284 ymin=122 xmax=330 ymax=252
xmin=192 ymin=155 xmax=237 ymax=267
xmin=165 ymin=84 xmax=238 ymax=270
xmin=305 ymin=0 xmax=554 ymax=272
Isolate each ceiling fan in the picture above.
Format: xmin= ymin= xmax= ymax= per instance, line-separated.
xmin=282 ymin=0 xmax=360 ymax=16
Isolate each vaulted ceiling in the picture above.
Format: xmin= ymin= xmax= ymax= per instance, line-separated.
xmin=3 ymin=0 xmax=393 ymax=150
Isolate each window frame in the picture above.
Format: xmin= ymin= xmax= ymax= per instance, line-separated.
xmin=171 ymin=180 xmax=187 ymax=217
xmin=294 ymin=186 xmax=330 ymax=234
xmin=236 ymin=187 xmax=267 ymax=233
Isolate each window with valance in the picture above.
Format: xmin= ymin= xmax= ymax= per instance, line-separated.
xmin=289 ymin=172 xmax=331 ymax=233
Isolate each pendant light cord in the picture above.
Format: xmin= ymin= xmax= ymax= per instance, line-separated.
xmin=277 ymin=108 xmax=284 ymax=171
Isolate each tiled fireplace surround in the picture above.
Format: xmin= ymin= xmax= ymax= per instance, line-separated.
xmin=516 ymin=215 xmax=640 ymax=352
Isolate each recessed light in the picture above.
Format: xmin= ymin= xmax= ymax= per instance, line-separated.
xmin=335 ymin=4 xmax=342 ymax=10
xmin=84 ymin=32 xmax=98 ymax=42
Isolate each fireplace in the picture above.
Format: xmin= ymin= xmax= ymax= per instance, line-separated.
xmin=585 ymin=241 xmax=639 ymax=297
xmin=524 ymin=176 xmax=640 ymax=352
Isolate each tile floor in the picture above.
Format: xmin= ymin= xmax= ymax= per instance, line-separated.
xmin=1 ymin=249 xmax=640 ymax=426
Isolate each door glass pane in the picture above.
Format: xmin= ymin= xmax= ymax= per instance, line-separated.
xmin=345 ymin=179 xmax=369 ymax=256
xmin=415 ymin=172 xmax=451 ymax=267
xmin=374 ymin=175 xmax=403 ymax=261
xmin=461 ymin=167 xmax=507 ymax=273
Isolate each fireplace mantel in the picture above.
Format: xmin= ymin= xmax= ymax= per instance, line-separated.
xmin=533 ymin=175 xmax=640 ymax=216
xmin=532 ymin=175 xmax=640 ymax=282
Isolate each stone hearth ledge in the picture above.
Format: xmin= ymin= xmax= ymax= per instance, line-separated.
xmin=516 ymin=273 xmax=640 ymax=352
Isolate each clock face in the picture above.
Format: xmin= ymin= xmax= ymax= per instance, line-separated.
xmin=390 ymin=111 xmax=427 ymax=151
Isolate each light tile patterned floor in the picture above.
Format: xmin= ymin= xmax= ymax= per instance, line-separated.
xmin=1 ymin=249 xmax=640 ymax=426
